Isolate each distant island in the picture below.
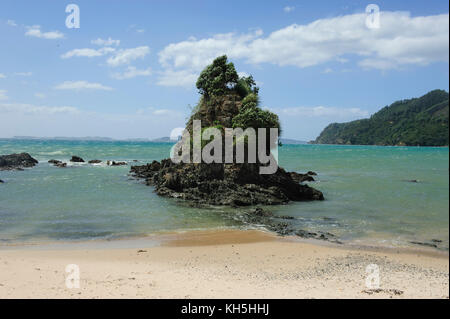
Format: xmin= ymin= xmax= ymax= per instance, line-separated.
xmin=280 ymin=138 xmax=308 ymax=145
xmin=313 ymin=90 xmax=449 ymax=146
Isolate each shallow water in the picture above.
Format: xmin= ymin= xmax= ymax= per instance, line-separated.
xmin=0 ymin=139 xmax=448 ymax=250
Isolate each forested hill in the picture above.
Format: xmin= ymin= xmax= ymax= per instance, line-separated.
xmin=313 ymin=90 xmax=449 ymax=146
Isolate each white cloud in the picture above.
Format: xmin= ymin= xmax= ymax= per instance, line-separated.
xmin=7 ymin=20 xmax=17 ymax=27
xmin=111 ymin=66 xmax=152 ymax=80
xmin=0 ymin=73 xmax=6 ymax=79
xmin=284 ymin=6 xmax=295 ymax=13
xmin=0 ymin=90 xmax=8 ymax=100
xmin=25 ymin=25 xmax=64 ymax=39
xmin=61 ymin=47 xmax=115 ymax=59
xmin=14 ymin=72 xmax=32 ymax=77
xmin=157 ymin=11 xmax=449 ymax=86
xmin=91 ymin=37 xmax=120 ymax=46
xmin=0 ymin=102 xmax=79 ymax=115
xmin=54 ymin=81 xmax=113 ymax=91
xmin=136 ymin=107 xmax=182 ymax=117
xmin=322 ymin=68 xmax=333 ymax=74
xmin=34 ymin=93 xmax=46 ymax=99
xmin=106 ymin=46 xmax=150 ymax=67
xmin=136 ymin=29 xmax=145 ymax=33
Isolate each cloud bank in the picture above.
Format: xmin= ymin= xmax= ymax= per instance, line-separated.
xmin=157 ymin=11 xmax=449 ymax=86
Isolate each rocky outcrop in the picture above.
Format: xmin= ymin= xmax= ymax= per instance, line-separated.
xmin=0 ymin=153 xmax=38 ymax=170
xmin=131 ymin=159 xmax=323 ymax=206
xmin=289 ymin=171 xmax=316 ymax=183
xmin=131 ymin=57 xmax=324 ymax=208
xmin=70 ymin=156 xmax=85 ymax=163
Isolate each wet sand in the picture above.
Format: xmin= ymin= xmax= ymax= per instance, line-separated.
xmin=0 ymin=229 xmax=448 ymax=298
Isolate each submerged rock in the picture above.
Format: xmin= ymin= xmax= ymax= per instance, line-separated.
xmin=410 ymin=241 xmax=438 ymax=248
xmin=88 ymin=160 xmax=102 ymax=164
xmin=70 ymin=156 xmax=85 ymax=163
xmin=0 ymin=153 xmax=38 ymax=170
xmin=48 ymin=159 xmax=67 ymax=167
xmin=237 ymin=208 xmax=340 ymax=242
xmin=290 ymin=171 xmax=315 ymax=183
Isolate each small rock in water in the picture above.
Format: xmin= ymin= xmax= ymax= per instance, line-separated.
xmin=113 ymin=161 xmax=127 ymax=166
xmin=405 ymin=179 xmax=419 ymax=183
xmin=0 ymin=179 xmax=4 ymax=183
xmin=307 ymin=171 xmax=317 ymax=176
xmin=55 ymin=162 xmax=67 ymax=168
xmin=70 ymin=156 xmax=85 ymax=163
xmin=88 ymin=160 xmax=102 ymax=164
xmin=278 ymin=215 xmax=295 ymax=220
xmin=410 ymin=241 xmax=437 ymax=248
xmin=431 ymin=239 xmax=443 ymax=243
xmin=0 ymin=153 xmax=38 ymax=170
xmin=108 ymin=161 xmax=127 ymax=166
xmin=48 ymin=159 xmax=62 ymax=165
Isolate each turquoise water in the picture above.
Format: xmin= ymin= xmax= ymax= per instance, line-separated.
xmin=0 ymin=139 xmax=448 ymax=249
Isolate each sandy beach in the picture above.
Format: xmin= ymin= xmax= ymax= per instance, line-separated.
xmin=0 ymin=229 xmax=448 ymax=299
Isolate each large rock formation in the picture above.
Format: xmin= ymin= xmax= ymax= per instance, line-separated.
xmin=131 ymin=160 xmax=323 ymax=206
xmin=130 ymin=55 xmax=324 ymax=206
xmin=0 ymin=153 xmax=38 ymax=170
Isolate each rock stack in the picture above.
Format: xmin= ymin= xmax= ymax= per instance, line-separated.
xmin=130 ymin=55 xmax=324 ymax=206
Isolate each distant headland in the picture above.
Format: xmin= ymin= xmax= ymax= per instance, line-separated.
xmin=312 ymin=90 xmax=449 ymax=146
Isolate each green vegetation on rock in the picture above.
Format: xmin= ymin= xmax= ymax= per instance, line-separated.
xmin=313 ymin=90 xmax=449 ymax=146
xmin=188 ymin=55 xmax=281 ymax=146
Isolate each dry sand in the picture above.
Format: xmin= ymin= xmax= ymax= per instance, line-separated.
xmin=0 ymin=229 xmax=448 ymax=299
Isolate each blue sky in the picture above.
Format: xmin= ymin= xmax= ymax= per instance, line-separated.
xmin=0 ymin=0 xmax=448 ymax=140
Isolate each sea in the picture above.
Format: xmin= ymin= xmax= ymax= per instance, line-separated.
xmin=0 ymin=139 xmax=448 ymax=250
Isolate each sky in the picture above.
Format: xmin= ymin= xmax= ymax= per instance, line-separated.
xmin=0 ymin=0 xmax=448 ymax=140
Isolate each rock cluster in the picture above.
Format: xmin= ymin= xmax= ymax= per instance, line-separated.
xmin=47 ymin=157 xmax=127 ymax=168
xmin=239 ymin=208 xmax=341 ymax=243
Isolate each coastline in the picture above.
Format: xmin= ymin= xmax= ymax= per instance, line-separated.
xmin=1 ymin=229 xmax=448 ymax=299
